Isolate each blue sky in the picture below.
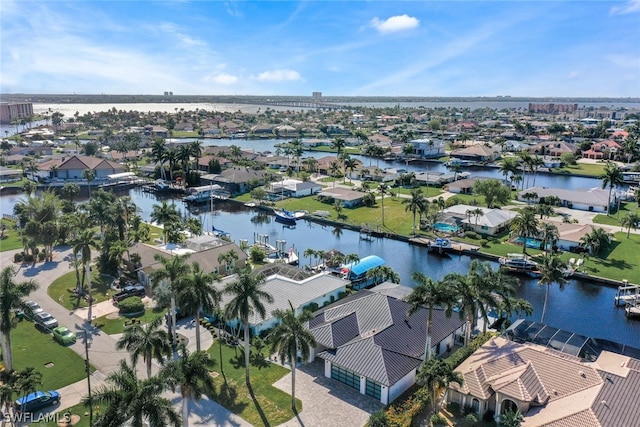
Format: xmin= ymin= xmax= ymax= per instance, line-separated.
xmin=1 ymin=1 xmax=639 ymax=97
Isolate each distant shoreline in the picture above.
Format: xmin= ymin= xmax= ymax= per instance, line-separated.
xmin=2 ymin=94 xmax=639 ymax=105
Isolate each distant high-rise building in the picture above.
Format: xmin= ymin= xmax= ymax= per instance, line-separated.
xmin=164 ymin=91 xmax=174 ymax=96
xmin=312 ymin=92 xmax=322 ymax=100
xmin=528 ymin=103 xmax=578 ymax=114
xmin=0 ymin=102 xmax=34 ymax=124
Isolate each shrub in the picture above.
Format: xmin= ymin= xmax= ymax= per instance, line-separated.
xmin=430 ymin=414 xmax=448 ymax=426
xmin=37 ymin=250 xmax=46 ymax=262
xmin=249 ymin=246 xmax=266 ymax=263
xmin=14 ymin=252 xmax=23 ymax=263
xmin=465 ymin=231 xmax=480 ymax=240
xmin=446 ymin=332 xmax=496 ymax=368
xmin=118 ymin=296 xmax=144 ymax=316
xmin=461 ymin=413 xmax=479 ymax=427
xmin=447 ymin=402 xmax=461 ymax=416
xmin=23 ymin=254 xmax=34 ymax=263
xmin=367 ymin=410 xmax=389 ymax=427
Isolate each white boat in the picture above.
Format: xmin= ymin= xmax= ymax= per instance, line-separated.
xmin=499 ymin=253 xmax=540 ymax=275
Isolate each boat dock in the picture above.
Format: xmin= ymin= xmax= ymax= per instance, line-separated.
xmin=409 ymin=236 xmax=480 ymax=253
xmin=248 ymin=233 xmax=299 ymax=265
xmin=614 ymin=283 xmax=640 ymax=307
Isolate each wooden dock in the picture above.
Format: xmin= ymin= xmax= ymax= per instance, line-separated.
xmin=409 ymin=237 xmax=480 ymax=254
xmin=614 ymin=284 xmax=640 ymax=307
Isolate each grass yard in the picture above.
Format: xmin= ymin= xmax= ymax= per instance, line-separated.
xmin=555 ymin=162 xmax=606 ymax=177
xmin=207 ymin=340 xmax=300 ymax=426
xmin=34 ymin=403 xmax=91 ymax=427
xmin=48 ymin=271 xmax=115 ymax=310
xmin=592 ymin=202 xmax=640 ymax=226
xmin=4 ymin=321 xmax=92 ymax=391
xmin=0 ymin=218 xmax=22 ymax=252
xmin=93 ymin=307 xmax=167 ymax=335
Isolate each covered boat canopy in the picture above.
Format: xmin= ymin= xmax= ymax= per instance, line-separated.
xmin=343 ymin=255 xmax=385 ymax=276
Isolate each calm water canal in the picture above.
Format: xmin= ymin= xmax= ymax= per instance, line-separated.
xmin=127 ymin=190 xmax=639 ymax=348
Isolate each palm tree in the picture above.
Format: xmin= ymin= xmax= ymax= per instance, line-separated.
xmin=499 ymin=157 xmax=520 ymax=188
xmin=82 ymin=168 xmax=96 ymax=200
xmin=329 ymin=161 xmax=341 ymax=188
xmin=416 ymin=358 xmax=463 ymax=417
xmin=303 ymin=157 xmax=318 ymax=174
xmin=580 ymin=227 xmax=612 ymax=257
xmin=14 ymin=367 xmax=43 ymax=405
xmin=116 ymin=317 xmax=172 ymax=379
xmin=162 ymin=348 xmax=216 ymax=427
xmin=365 ymin=265 xmax=400 ymax=286
xmin=539 ymin=223 xmax=559 ymax=254
xmin=150 ymin=201 xmax=181 ymax=243
xmin=620 ymin=212 xmax=640 ymax=238
xmin=402 ymin=188 xmax=428 ymax=234
xmin=518 ymin=151 xmax=532 ymax=189
xmin=510 ymin=207 xmax=539 ymax=254
xmin=0 ymin=272 xmax=38 ymax=372
xmin=223 ymin=270 xmax=274 ymax=386
xmin=0 ymin=380 xmax=15 ymax=423
xmin=72 ymin=229 xmax=99 ymax=320
xmin=87 ymin=360 xmax=181 ymax=427
xmin=331 ymin=137 xmax=346 ymax=158
xmin=537 ymin=254 xmax=569 ymax=323
xmin=343 ymin=158 xmax=357 ymax=183
xmin=149 ymin=254 xmax=191 ymax=345
xmin=217 ymin=250 xmax=239 ymax=276
xmin=407 ymin=274 xmax=454 ymax=360
xmin=189 ymin=140 xmax=203 ymax=172
xmin=377 ymin=182 xmax=391 ymax=226
xmin=178 ymin=262 xmax=221 ymax=352
xmin=530 ymin=156 xmax=545 ymax=187
xmin=269 ymin=301 xmax=317 ymax=411
xmin=600 ymin=162 xmax=624 ymax=216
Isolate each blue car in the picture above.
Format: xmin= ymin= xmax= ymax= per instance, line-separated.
xmin=15 ymin=390 xmax=60 ymax=414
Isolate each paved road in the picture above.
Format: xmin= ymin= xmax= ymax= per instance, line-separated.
xmin=1 ymin=247 xmax=250 ymax=427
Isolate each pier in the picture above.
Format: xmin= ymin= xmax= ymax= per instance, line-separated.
xmin=614 ymin=282 xmax=640 ymax=307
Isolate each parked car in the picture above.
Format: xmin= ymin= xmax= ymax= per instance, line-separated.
xmin=52 ymin=326 xmax=76 ymax=345
xmin=14 ymin=390 xmax=60 ymax=414
xmin=23 ymin=300 xmax=43 ymax=319
xmin=112 ymin=285 xmax=146 ymax=304
xmin=34 ymin=312 xmax=58 ymax=330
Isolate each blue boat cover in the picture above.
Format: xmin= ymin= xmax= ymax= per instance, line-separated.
xmin=345 ymin=255 xmax=385 ymax=276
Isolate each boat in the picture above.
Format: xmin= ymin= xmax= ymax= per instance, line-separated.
xmin=273 ymin=209 xmax=306 ymax=225
xmin=499 ymin=253 xmax=540 ymax=277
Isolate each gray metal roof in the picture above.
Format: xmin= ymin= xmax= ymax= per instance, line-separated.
xmin=591 ymin=369 xmax=640 ymax=427
xmin=310 ymin=290 xmax=465 ymax=387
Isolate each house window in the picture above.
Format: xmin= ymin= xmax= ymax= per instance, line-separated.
xmin=365 ymin=379 xmax=382 ymax=400
xmin=472 ymin=398 xmax=480 ymax=413
xmin=331 ymin=365 xmax=361 ymax=390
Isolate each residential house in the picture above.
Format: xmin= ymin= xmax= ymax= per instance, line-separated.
xmin=309 ymin=290 xmax=465 ymax=404
xmin=581 ymin=140 xmax=622 ymax=160
xmin=37 ymin=155 xmax=125 ymax=182
xmin=450 ymin=145 xmax=499 ymax=163
xmin=414 ymin=171 xmax=469 ymax=186
xmin=445 ymin=177 xmax=482 ymax=194
xmin=144 ymin=125 xmax=168 ymax=138
xmin=0 ymin=166 xmax=22 ymax=183
xmin=547 ymin=220 xmax=611 ymax=252
xmin=317 ymin=187 xmax=368 ymax=208
xmin=518 ymin=187 xmax=614 ymax=213
xmin=526 ymin=141 xmax=575 ymax=157
xmin=270 ymin=179 xmax=322 ymax=198
xmin=438 ymin=204 xmax=517 ymax=236
xmin=250 ymin=124 xmax=275 ymax=137
xmin=410 ymin=138 xmax=446 ymax=158
xmin=200 ymin=167 xmax=268 ymax=196
xmin=446 ymin=320 xmax=640 ymax=425
xmin=316 ymin=156 xmax=341 ymax=175
xmin=275 ymin=125 xmax=298 ymax=138
xmin=214 ymin=266 xmax=349 ymax=335
xmin=196 ymin=155 xmax=232 ymax=172
xmin=131 ymin=237 xmax=247 ymax=287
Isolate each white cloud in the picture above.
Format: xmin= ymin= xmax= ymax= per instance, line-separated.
xmin=255 ymin=69 xmax=302 ymax=82
xmin=607 ymin=54 xmax=640 ymax=69
xmin=567 ymin=70 xmax=580 ymax=79
xmin=610 ymin=0 xmax=640 ymax=15
xmin=370 ymin=14 xmax=420 ymax=34
xmin=208 ymin=73 xmax=239 ymax=84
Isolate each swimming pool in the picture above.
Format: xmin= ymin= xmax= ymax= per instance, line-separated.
xmin=434 ymin=223 xmax=460 ymax=233
xmin=514 ymin=237 xmax=546 ymax=249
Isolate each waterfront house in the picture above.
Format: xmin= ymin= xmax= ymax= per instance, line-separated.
xmin=317 ymin=187 xmax=368 ymax=208
xmin=37 ymin=155 xmax=125 ymax=182
xmin=214 ymin=266 xmax=349 ymax=335
xmin=410 ymin=138 xmax=447 ymax=158
xmin=196 ymin=155 xmax=232 ymax=172
xmin=309 ymin=289 xmax=465 ymax=404
xmin=445 ymin=177 xmax=482 ymax=194
xmin=200 ymin=167 xmax=268 ymax=196
xmin=450 ymin=145 xmax=499 ymax=163
xmin=525 ymin=140 xmax=575 ymax=157
xmin=440 ymin=204 xmax=516 ymax=236
xmin=0 ymin=166 xmax=22 ymax=183
xmin=518 ymin=187 xmax=614 ymax=213
xmin=446 ymin=321 xmax=640 ymax=425
xmin=550 ymin=221 xmax=610 ymax=252
xmin=131 ymin=238 xmax=247 ymax=287
xmin=269 ymin=179 xmax=322 ymax=198
xmin=581 ymin=140 xmax=622 ymax=160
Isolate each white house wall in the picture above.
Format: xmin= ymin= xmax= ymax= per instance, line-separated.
xmin=388 ymin=369 xmax=417 ymax=404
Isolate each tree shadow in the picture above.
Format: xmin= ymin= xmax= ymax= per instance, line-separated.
xmin=247 ymin=382 xmax=271 ymax=427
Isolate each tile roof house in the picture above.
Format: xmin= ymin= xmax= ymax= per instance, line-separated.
xmin=581 ymin=140 xmax=622 ymax=160
xmin=518 ymin=187 xmax=614 ymax=213
xmin=37 ymin=155 xmax=125 ymax=182
xmin=446 ymin=334 xmax=640 ymax=426
xmin=526 ymin=141 xmax=575 ymax=157
xmin=200 ymin=167 xmax=268 ymax=196
xmin=450 ymin=145 xmax=499 ymax=163
xmin=309 ymin=290 xmax=465 ymax=404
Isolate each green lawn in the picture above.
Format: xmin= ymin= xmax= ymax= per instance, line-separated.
xmin=3 ymin=321 xmax=91 ymax=391
xmin=593 ymin=202 xmax=640 ymax=226
xmin=566 ymin=232 xmax=640 ymax=283
xmin=207 ymin=340 xmax=300 ymax=426
xmin=555 ymin=162 xmax=607 ymax=177
xmin=143 ymin=223 xmax=164 ymax=244
xmin=34 ymin=403 xmax=91 ymax=427
xmin=170 ymin=130 xmax=200 ymax=138
xmin=93 ymin=307 xmax=167 ymax=335
xmin=48 ymin=271 xmax=115 ymax=310
xmin=0 ymin=218 xmax=23 ymax=252
xmin=392 ymin=186 xmax=443 ymax=198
